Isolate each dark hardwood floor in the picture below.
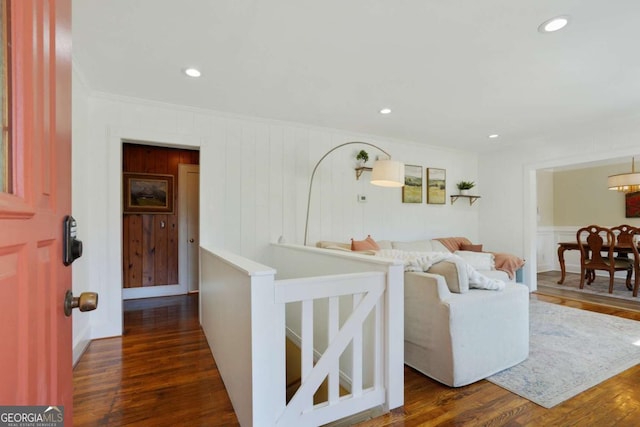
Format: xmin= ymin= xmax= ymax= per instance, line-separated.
xmin=74 ymin=293 xmax=640 ymax=426
xmin=73 ymin=294 xmax=238 ymax=426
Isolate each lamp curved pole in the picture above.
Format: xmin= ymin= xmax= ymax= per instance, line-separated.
xmin=303 ymin=141 xmax=392 ymax=246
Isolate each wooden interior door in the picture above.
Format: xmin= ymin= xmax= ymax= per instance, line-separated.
xmin=0 ymin=0 xmax=73 ymax=419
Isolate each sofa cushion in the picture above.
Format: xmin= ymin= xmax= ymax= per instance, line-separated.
xmin=391 ymin=239 xmax=450 ymax=253
xmin=427 ymin=259 xmax=469 ymax=293
xmin=377 ymin=240 xmax=393 ymax=250
xmin=454 ymin=250 xmax=495 ymax=271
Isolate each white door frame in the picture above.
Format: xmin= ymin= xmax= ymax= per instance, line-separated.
xmin=119 ymin=138 xmax=199 ymax=301
xmin=524 ymin=147 xmax=640 ymax=290
xmin=178 ymin=163 xmax=200 ymax=293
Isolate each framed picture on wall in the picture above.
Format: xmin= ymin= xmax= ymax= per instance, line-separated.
xmin=123 ymin=172 xmax=174 ymax=214
xmin=626 ymin=191 xmax=640 ymax=218
xmin=427 ymin=168 xmax=446 ymax=204
xmin=402 ymin=165 xmax=423 ymax=203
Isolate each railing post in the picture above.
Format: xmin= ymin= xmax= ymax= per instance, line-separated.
xmin=385 ymin=263 xmax=405 ymax=410
xmin=250 ymin=272 xmax=286 ymax=426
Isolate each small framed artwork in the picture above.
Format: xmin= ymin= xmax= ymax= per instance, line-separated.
xmin=427 ymin=168 xmax=446 ymax=204
xmin=123 ymin=172 xmax=174 ymax=214
xmin=626 ymin=191 xmax=640 ymax=218
xmin=402 ymin=165 xmax=423 ymax=203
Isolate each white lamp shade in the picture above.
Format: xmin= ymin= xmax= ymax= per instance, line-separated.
xmin=370 ymin=159 xmax=405 ymax=187
xmin=608 ymin=172 xmax=640 ymax=192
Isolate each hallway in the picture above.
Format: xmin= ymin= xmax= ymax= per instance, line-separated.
xmin=73 ymin=294 xmax=239 ymax=426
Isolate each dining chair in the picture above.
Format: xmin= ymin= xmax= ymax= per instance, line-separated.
xmin=611 ymin=224 xmax=640 ymax=296
xmin=576 ymin=225 xmax=633 ymax=293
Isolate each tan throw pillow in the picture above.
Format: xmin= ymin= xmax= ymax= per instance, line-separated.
xmin=351 ymin=235 xmax=380 ymax=251
xmin=428 ymin=259 xmax=469 ymax=293
xmin=460 ymin=243 xmax=483 ymax=252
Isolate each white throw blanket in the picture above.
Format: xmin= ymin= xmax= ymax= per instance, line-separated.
xmin=376 ymin=249 xmax=505 ymax=290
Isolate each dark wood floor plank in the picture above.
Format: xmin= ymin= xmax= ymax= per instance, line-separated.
xmin=73 ymin=294 xmax=239 ymax=426
xmin=74 ymin=292 xmax=640 ymax=426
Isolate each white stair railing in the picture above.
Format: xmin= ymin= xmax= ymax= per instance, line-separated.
xmin=200 ymin=245 xmax=404 ymax=427
xmin=275 ymin=272 xmax=386 ymax=426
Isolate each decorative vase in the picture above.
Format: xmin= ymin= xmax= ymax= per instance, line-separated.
xmin=460 ymin=189 xmax=470 ymax=196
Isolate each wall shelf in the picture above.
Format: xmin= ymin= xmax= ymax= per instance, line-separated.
xmin=450 ymin=195 xmax=481 ymax=205
xmin=355 ymin=166 xmax=373 ymax=180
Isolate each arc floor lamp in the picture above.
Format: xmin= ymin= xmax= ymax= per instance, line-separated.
xmin=303 ymin=142 xmax=404 ymax=246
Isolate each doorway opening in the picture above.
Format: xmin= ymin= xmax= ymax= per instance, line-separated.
xmin=121 ymin=142 xmax=200 ymax=300
xmin=531 ymin=158 xmax=640 ymax=311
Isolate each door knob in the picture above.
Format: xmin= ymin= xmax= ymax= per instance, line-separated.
xmin=189 ymin=238 xmax=194 ymax=243
xmin=64 ymin=290 xmax=98 ymax=317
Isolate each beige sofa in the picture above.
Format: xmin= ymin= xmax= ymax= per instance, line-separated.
xmin=404 ymin=265 xmax=529 ymax=387
xmin=317 ymin=237 xmax=530 ymax=387
xmin=317 ymin=237 xmax=520 ymax=282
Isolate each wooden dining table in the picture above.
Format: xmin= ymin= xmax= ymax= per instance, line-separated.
xmin=556 ymin=241 xmax=640 ymax=284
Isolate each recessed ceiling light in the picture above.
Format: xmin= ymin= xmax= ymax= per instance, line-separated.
xmin=538 ymin=15 xmax=569 ymax=33
xmin=379 ymin=108 xmax=392 ymax=115
xmin=184 ymin=68 xmax=201 ymax=78
xmin=488 ymin=134 xmax=499 ymax=139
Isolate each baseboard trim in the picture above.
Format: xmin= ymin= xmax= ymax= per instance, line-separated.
xmin=122 ymin=284 xmax=186 ymax=300
xmin=73 ymin=338 xmax=91 ymax=368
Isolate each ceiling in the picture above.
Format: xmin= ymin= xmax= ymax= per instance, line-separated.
xmin=72 ymin=0 xmax=640 ymax=153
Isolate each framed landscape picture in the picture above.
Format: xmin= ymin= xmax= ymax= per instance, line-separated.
xmin=402 ymin=165 xmax=423 ymax=203
xmin=123 ymin=172 xmax=174 ymax=214
xmin=427 ymin=168 xmax=446 ymax=204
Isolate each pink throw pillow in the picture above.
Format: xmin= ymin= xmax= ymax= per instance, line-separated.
xmin=351 ymin=235 xmax=381 ymax=251
xmin=460 ymin=243 xmax=483 ymax=252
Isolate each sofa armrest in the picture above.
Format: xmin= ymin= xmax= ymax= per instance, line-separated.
xmin=404 ymin=272 xmax=453 ymax=351
xmin=405 ymin=271 xmax=452 ymax=302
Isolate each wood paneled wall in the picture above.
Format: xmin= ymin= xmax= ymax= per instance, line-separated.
xmin=122 ymin=143 xmax=199 ymax=288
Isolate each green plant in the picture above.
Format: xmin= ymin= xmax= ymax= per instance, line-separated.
xmin=456 ymin=180 xmax=475 ymax=190
xmin=356 ymin=150 xmax=369 ymax=163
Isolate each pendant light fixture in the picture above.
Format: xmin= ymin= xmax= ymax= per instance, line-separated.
xmin=608 ymin=157 xmax=640 ymax=193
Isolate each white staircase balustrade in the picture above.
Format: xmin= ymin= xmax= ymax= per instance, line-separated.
xmin=275 ymin=272 xmax=385 ymax=426
xmin=200 ymin=244 xmax=404 ymax=427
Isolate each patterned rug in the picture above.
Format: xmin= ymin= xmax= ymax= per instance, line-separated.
xmin=537 ymin=271 xmax=639 ymax=303
xmin=487 ymin=299 xmax=640 ymax=408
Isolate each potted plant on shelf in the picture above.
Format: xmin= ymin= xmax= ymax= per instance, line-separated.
xmin=456 ymin=180 xmax=475 ymax=196
xmin=356 ymin=150 xmax=369 ymax=167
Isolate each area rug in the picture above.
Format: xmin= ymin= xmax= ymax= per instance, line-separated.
xmin=486 ymin=299 xmax=640 ymax=408
xmin=537 ymin=271 xmax=640 ymax=303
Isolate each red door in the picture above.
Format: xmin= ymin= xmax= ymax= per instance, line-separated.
xmin=0 ymin=0 xmax=73 ymax=421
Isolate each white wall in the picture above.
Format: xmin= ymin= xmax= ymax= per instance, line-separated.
xmin=71 ymin=64 xmax=94 ymax=363
xmin=75 ymin=88 xmax=481 ymax=339
xmin=536 ymin=170 xmax=554 ymax=227
xmin=552 ymin=163 xmax=640 ymax=227
xmin=478 ymin=112 xmax=640 ymax=288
